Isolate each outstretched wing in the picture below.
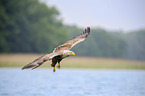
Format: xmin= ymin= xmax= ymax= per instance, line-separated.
xmin=22 ymin=53 xmax=61 ymax=70
xmin=53 ymin=27 xmax=90 ymax=52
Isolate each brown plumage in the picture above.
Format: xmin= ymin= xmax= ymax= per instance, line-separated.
xmin=22 ymin=27 xmax=90 ymax=72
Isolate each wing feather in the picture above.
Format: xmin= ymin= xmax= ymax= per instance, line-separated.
xmin=53 ymin=27 xmax=90 ymax=52
xmin=22 ymin=53 xmax=61 ymax=70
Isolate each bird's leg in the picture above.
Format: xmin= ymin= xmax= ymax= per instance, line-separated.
xmin=53 ymin=67 xmax=56 ymax=72
xmin=51 ymin=57 xmax=57 ymax=72
xmin=57 ymin=59 xmax=62 ymax=69
xmin=57 ymin=63 xmax=60 ymax=69
xmin=51 ymin=64 xmax=56 ymax=72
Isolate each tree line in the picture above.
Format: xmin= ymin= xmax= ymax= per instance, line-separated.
xmin=0 ymin=0 xmax=145 ymax=60
xmin=66 ymin=26 xmax=145 ymax=60
xmin=0 ymin=0 xmax=67 ymax=53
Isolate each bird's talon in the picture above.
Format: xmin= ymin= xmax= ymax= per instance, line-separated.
xmin=57 ymin=64 xmax=60 ymax=69
xmin=53 ymin=67 xmax=56 ymax=72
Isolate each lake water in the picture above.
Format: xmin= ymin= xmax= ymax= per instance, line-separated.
xmin=0 ymin=68 xmax=145 ymax=96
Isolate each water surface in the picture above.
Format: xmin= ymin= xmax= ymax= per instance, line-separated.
xmin=0 ymin=68 xmax=145 ymax=96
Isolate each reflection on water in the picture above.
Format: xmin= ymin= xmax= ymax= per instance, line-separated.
xmin=0 ymin=68 xmax=145 ymax=96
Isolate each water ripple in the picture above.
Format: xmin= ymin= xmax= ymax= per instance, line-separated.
xmin=0 ymin=68 xmax=145 ymax=96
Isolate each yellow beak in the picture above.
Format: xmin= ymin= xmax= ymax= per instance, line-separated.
xmin=72 ymin=52 xmax=75 ymax=55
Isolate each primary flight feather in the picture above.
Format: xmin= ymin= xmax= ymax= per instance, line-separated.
xmin=22 ymin=27 xmax=90 ymax=72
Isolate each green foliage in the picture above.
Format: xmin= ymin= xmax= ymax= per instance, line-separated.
xmin=0 ymin=0 xmax=67 ymax=53
xmin=0 ymin=0 xmax=145 ymax=60
xmin=123 ymin=29 xmax=145 ymax=60
xmin=66 ymin=26 xmax=127 ymax=58
xmin=65 ymin=26 xmax=145 ymax=60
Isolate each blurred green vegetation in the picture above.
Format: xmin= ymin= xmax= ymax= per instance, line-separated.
xmin=0 ymin=0 xmax=145 ymax=61
xmin=0 ymin=0 xmax=67 ymax=53
xmin=65 ymin=26 xmax=145 ymax=60
xmin=66 ymin=26 xmax=127 ymax=58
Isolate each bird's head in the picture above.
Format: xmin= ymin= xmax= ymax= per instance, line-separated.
xmin=63 ymin=50 xmax=75 ymax=58
xmin=67 ymin=51 xmax=75 ymax=56
xmin=70 ymin=51 xmax=75 ymax=56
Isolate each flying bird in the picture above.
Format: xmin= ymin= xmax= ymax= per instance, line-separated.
xmin=22 ymin=27 xmax=90 ymax=72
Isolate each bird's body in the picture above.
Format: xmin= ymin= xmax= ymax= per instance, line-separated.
xmin=22 ymin=27 xmax=90 ymax=72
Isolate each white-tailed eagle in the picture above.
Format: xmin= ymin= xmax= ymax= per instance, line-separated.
xmin=22 ymin=27 xmax=90 ymax=72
